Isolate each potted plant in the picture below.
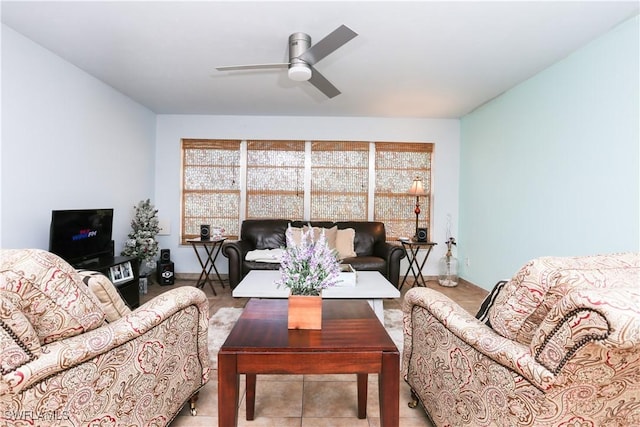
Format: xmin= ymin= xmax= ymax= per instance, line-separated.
xmin=275 ymin=225 xmax=340 ymax=329
xmin=121 ymin=199 xmax=160 ymax=291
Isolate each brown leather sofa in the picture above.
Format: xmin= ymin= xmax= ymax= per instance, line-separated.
xmin=222 ymin=219 xmax=405 ymax=289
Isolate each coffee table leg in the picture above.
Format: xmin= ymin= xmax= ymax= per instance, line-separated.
xmin=246 ymin=374 xmax=256 ymax=420
xmin=379 ymin=352 xmax=399 ymax=427
xmin=218 ymin=352 xmax=239 ymax=427
xmin=357 ymin=373 xmax=368 ymax=419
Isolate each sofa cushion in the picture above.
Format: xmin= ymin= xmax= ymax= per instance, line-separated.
xmin=337 ymin=221 xmax=386 ymax=257
xmin=241 ymin=219 xmax=289 ymax=250
xmin=0 ymin=249 xmax=106 ymax=344
xmin=342 ymin=256 xmax=385 ymax=274
xmin=488 ymin=253 xmax=640 ymax=344
xmin=243 ymin=260 xmax=281 ymax=271
xmin=335 ymin=228 xmax=357 ymax=259
xmin=288 ymin=226 xmax=303 ymax=246
xmin=78 ymin=270 xmax=132 ymax=322
xmin=307 ymin=225 xmax=337 ymax=249
xmin=288 ymin=225 xmax=337 ymax=248
xmin=0 ymin=291 xmax=41 ymax=374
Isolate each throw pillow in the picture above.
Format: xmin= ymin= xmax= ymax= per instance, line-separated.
xmin=304 ymin=225 xmax=338 ymax=250
xmin=78 ymin=271 xmax=132 ymax=322
xmin=0 ymin=249 xmax=106 ymax=344
xmin=288 ymin=227 xmax=303 ymax=246
xmin=287 ymin=226 xmax=338 ymax=251
xmin=0 ymin=291 xmax=41 ymax=374
xmin=475 ymin=280 xmax=507 ymax=327
xmin=489 ymin=253 xmax=640 ymax=345
xmin=335 ymin=228 xmax=357 ymax=260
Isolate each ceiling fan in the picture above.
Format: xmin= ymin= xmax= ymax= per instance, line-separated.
xmin=215 ymin=25 xmax=357 ymax=99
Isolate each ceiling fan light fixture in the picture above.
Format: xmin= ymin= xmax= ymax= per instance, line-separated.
xmin=288 ymin=64 xmax=312 ymax=81
xmin=216 ymin=25 xmax=357 ymax=98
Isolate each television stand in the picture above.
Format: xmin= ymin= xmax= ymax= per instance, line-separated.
xmin=74 ymin=255 xmax=140 ymax=309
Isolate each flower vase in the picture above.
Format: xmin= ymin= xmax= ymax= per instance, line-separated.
xmin=438 ymin=253 xmax=459 ymax=287
xmin=288 ymin=294 xmax=322 ymax=330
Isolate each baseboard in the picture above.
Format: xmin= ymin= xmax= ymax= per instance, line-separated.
xmin=175 ymin=272 xmax=229 ymax=281
xmin=403 ymin=275 xmax=486 ymax=294
xmin=459 ymin=277 xmax=481 ymax=289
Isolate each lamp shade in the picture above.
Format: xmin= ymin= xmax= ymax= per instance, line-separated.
xmin=407 ymin=177 xmax=427 ymax=196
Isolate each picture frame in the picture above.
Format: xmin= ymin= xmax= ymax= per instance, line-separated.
xmin=110 ymin=261 xmax=133 ymax=284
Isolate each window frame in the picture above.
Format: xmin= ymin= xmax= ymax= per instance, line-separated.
xmin=181 ymin=139 xmax=433 ymax=242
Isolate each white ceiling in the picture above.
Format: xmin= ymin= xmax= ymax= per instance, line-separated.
xmin=2 ymin=1 xmax=638 ymax=118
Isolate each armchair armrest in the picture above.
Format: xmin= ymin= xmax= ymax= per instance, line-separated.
xmin=403 ymin=287 xmax=556 ymax=390
xmin=373 ymin=241 xmax=406 ymax=288
xmin=222 ymin=239 xmax=255 ymax=288
xmin=531 ymin=287 xmax=640 ymax=374
xmin=3 ymin=286 xmax=210 ymax=394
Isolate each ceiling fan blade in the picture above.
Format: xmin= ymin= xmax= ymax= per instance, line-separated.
xmin=216 ymin=63 xmax=289 ymax=71
xmin=308 ymin=67 xmax=340 ymax=99
xmin=298 ymin=25 xmax=357 ymax=65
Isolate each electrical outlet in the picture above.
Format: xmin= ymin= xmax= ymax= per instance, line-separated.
xmin=158 ymin=218 xmax=171 ymax=235
xmin=465 ymin=257 xmax=470 ymax=267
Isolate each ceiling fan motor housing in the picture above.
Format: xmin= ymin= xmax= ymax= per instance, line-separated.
xmin=288 ymin=32 xmax=312 ymax=81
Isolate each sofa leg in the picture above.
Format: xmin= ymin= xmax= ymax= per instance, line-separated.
xmin=408 ymin=389 xmax=419 ymax=409
xmin=190 ymin=393 xmax=199 ymax=416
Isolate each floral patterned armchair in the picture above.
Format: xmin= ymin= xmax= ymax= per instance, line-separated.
xmin=0 ymin=249 xmax=210 ymax=426
xmin=402 ymin=252 xmax=640 ymax=426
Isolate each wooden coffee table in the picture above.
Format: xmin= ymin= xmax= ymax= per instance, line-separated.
xmin=218 ymin=298 xmax=400 ymax=427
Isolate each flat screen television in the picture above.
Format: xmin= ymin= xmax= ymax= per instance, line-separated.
xmin=49 ymin=208 xmax=114 ymax=264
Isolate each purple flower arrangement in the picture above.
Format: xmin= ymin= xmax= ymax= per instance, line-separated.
xmin=275 ymin=225 xmax=341 ymax=296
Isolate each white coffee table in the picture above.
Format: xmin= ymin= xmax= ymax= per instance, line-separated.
xmin=232 ymin=270 xmax=400 ymax=324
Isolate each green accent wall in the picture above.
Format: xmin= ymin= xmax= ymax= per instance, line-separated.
xmin=459 ymin=16 xmax=639 ymax=290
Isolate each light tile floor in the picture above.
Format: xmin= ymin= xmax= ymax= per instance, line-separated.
xmin=140 ymin=276 xmax=487 ymax=427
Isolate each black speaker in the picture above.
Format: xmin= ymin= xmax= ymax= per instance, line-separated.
xmin=200 ymin=224 xmax=210 ymax=241
xmin=156 ymin=261 xmax=175 ymax=286
xmin=416 ymin=227 xmax=428 ymax=242
xmin=160 ymin=249 xmax=171 ymax=263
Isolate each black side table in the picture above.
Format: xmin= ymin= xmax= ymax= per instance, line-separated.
xmin=399 ymin=240 xmax=437 ymax=289
xmin=187 ymin=238 xmax=227 ymax=295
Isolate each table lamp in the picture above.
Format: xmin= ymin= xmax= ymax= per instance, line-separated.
xmin=407 ymin=176 xmax=426 ymax=240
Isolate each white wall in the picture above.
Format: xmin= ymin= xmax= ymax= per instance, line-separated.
xmin=155 ymin=115 xmax=460 ymax=275
xmin=459 ymin=15 xmax=640 ymax=289
xmin=1 ymin=25 xmax=157 ymax=251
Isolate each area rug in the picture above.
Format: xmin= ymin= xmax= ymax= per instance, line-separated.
xmin=208 ymin=307 xmax=404 ymax=370
xmin=208 ymin=307 xmax=244 ymax=370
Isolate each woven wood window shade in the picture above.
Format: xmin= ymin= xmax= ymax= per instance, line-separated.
xmin=310 ymin=141 xmax=369 ymax=221
xmin=181 ymin=139 xmax=241 ymax=242
xmin=246 ymin=140 xmax=305 ymax=219
xmin=374 ymin=142 xmax=433 ymax=240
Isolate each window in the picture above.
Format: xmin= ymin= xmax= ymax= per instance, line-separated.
xmin=374 ymin=142 xmax=433 ymax=240
xmin=181 ymin=139 xmax=241 ymax=242
xmin=181 ymin=139 xmax=432 ymax=242
xmin=246 ymin=140 xmax=305 ymax=219
xmin=310 ymin=141 xmax=369 ymax=221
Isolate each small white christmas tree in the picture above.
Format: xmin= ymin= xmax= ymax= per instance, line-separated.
xmin=121 ymin=199 xmax=160 ymax=274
